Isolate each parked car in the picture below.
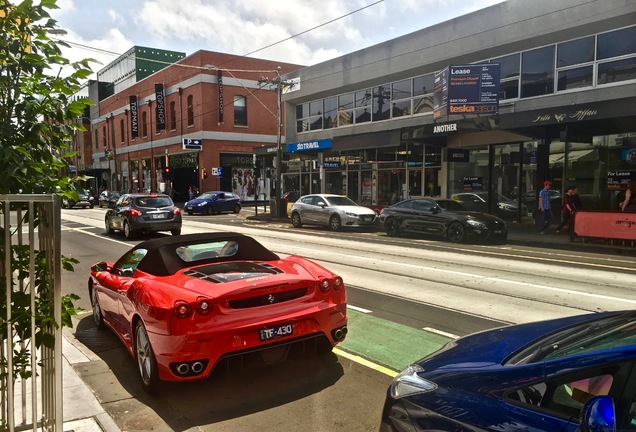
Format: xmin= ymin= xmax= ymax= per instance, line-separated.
xmin=524 ymin=189 xmax=562 ymax=210
xmin=104 ymin=193 xmax=182 ymax=239
xmin=88 ymin=232 xmax=347 ymax=392
xmin=380 ymin=309 xmax=636 ymax=432
xmin=98 ymin=191 xmax=121 ymax=209
xmin=62 ymin=187 xmax=94 ymax=209
xmin=184 ymin=191 xmax=241 ymax=215
xmin=379 ymin=198 xmax=507 ymax=243
xmin=452 ymin=191 xmax=528 ymax=219
xmin=290 ymin=194 xmax=378 ymax=231
xmin=283 ymin=190 xmax=300 ymax=203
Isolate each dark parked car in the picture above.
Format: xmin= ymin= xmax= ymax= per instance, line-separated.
xmin=184 ymin=191 xmax=241 ymax=215
xmin=379 ymin=198 xmax=507 ymax=243
xmin=283 ymin=190 xmax=299 ymax=203
xmin=452 ymin=192 xmax=527 ymax=219
xmin=62 ymin=187 xmax=94 ymax=209
xmin=98 ymin=191 xmax=121 ymax=208
xmin=105 ymin=193 xmax=182 ymax=239
xmin=381 ymin=310 xmax=636 ymax=432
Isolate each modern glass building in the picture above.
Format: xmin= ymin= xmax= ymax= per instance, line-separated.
xmin=279 ymin=0 xmax=636 ymax=220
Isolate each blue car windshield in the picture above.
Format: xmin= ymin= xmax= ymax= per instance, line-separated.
xmin=199 ymin=193 xmax=217 ymax=200
xmin=507 ymin=312 xmax=636 ymax=365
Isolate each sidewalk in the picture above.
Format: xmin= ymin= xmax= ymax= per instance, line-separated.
xmin=61 ymin=324 xmax=122 ymax=432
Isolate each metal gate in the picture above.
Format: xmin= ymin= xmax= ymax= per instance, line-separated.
xmin=0 ymin=195 xmax=62 ymax=432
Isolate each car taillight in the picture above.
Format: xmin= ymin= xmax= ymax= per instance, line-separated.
xmin=196 ymin=297 xmax=212 ymax=315
xmin=319 ymin=278 xmax=331 ymax=292
xmin=379 ymin=208 xmax=385 ymax=215
xmin=173 ymin=300 xmax=192 ymax=318
xmin=174 ymin=208 xmax=181 ymax=215
xmin=129 ymin=209 xmax=142 ymax=217
xmin=333 ymin=276 xmax=343 ymax=290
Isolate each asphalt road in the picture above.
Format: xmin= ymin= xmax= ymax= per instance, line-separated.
xmin=59 ymin=207 xmax=636 ymax=431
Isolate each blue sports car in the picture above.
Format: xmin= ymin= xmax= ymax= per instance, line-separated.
xmin=184 ymin=191 xmax=241 ymax=215
xmin=381 ymin=310 xmax=635 ymax=432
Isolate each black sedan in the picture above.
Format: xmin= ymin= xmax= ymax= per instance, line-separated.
xmin=105 ymin=193 xmax=182 ymax=239
xmin=98 ymin=191 xmax=121 ymax=208
xmin=379 ymin=198 xmax=507 ymax=243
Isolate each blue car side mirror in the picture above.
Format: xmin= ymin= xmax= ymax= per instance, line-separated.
xmin=579 ymin=396 xmax=615 ymax=432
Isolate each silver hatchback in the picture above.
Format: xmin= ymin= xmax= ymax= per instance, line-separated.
xmin=290 ymin=194 xmax=378 ymax=231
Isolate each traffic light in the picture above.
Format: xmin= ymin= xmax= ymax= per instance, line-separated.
xmin=164 ymin=166 xmax=172 ymax=180
xmin=203 ymin=169 xmax=208 ymax=179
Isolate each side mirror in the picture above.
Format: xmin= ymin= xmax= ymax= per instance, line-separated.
xmin=91 ymin=262 xmax=109 ymax=272
xmin=579 ymin=396 xmax=615 ymax=432
xmin=121 ymin=267 xmax=134 ymax=278
xmin=317 ymin=201 xmax=326 ymax=207
xmin=431 ymin=206 xmax=440 ymax=214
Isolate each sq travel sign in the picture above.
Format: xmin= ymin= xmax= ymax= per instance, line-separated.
xmin=436 ymin=64 xmax=500 ymax=118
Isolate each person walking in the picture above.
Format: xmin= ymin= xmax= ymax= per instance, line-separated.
xmin=189 ymin=185 xmax=196 ymax=201
xmin=621 ymin=180 xmax=636 ymax=212
xmin=556 ymin=185 xmax=576 ymax=233
xmin=538 ymin=180 xmax=553 ymax=235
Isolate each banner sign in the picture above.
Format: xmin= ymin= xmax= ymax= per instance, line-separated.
xmin=607 ymin=170 xmax=636 ymax=189
xmin=574 ymin=211 xmax=636 ymax=241
xmin=433 ymin=68 xmax=448 ymax=119
xmin=155 ymin=84 xmax=165 ymax=130
xmin=435 ymin=64 xmax=500 ymax=119
xmin=446 ymin=148 xmax=470 ymax=162
xmin=129 ymin=95 xmax=138 ymax=138
xmin=286 ymin=138 xmax=333 ymax=153
xmin=217 ymin=70 xmax=224 ymax=123
xmin=463 ymin=176 xmax=483 ymax=191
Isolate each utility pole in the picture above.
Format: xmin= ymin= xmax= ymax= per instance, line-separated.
xmin=259 ymin=67 xmax=290 ymax=217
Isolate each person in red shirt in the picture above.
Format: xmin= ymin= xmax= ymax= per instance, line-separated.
xmin=556 ymin=185 xmax=577 ymax=233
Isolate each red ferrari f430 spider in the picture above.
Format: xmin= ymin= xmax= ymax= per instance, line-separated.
xmin=88 ymin=232 xmax=348 ymax=392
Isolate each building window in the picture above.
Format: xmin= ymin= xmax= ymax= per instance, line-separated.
xmin=102 ymin=126 xmax=107 ymax=147
xmin=323 ymin=97 xmax=337 ymax=129
xmin=187 ymin=95 xmax=194 ymax=126
xmin=354 ymin=89 xmax=371 ymax=124
xmin=412 ymin=74 xmax=434 ymax=114
xmin=391 ymin=79 xmax=412 ymax=118
xmin=169 ymin=101 xmax=176 ymax=130
xmin=119 ymin=119 xmax=125 ymax=143
xmin=337 ymin=93 xmax=354 ymax=126
xmin=94 ymin=129 xmax=98 ymax=150
xmin=372 ymin=85 xmax=391 ymax=122
xmin=309 ymin=100 xmax=322 ymax=130
xmin=491 ymin=53 xmax=520 ymax=100
xmin=234 ymin=95 xmax=247 ymax=126
xmin=597 ymin=25 xmax=636 ymax=60
xmin=142 ymin=111 xmax=148 ymax=137
xmin=521 ymin=45 xmax=555 ymax=98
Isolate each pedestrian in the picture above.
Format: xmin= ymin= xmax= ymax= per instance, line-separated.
xmin=556 ymin=185 xmax=576 ymax=233
xmin=620 ymin=180 xmax=636 ymax=212
xmin=572 ymin=186 xmax=583 ymax=210
xmin=538 ymin=180 xmax=553 ymax=235
xmin=189 ymin=185 xmax=196 ymax=201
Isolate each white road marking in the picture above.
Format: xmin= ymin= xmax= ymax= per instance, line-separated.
xmin=423 ymin=327 xmax=460 ymax=339
xmin=348 ymin=305 xmax=372 ymax=313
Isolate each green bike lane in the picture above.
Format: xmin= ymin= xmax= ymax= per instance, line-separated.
xmin=334 ymin=308 xmax=455 ymax=377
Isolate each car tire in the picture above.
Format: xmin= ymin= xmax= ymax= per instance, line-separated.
xmin=447 ymin=222 xmax=466 ymax=243
xmin=90 ymin=286 xmax=105 ymax=330
xmin=104 ymin=217 xmax=113 ymax=235
xmin=187 ymin=211 xmax=193 ymax=215
xmin=123 ymin=220 xmax=134 ymax=239
xmin=233 ymin=204 xmax=241 ymax=214
xmin=329 ymin=215 xmax=342 ymax=231
xmin=171 ymin=228 xmax=181 ymax=236
xmin=385 ymin=218 xmax=401 ymax=237
xmin=206 ymin=207 xmax=214 ymax=215
xmin=291 ymin=212 xmax=302 ymax=228
xmin=135 ymin=320 xmax=159 ymax=393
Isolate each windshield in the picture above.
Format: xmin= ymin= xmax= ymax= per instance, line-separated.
xmin=324 ymin=196 xmax=358 ymax=206
xmin=199 ymin=193 xmax=217 ymax=200
xmin=438 ymin=200 xmax=467 ymax=212
xmin=135 ymin=196 xmax=174 ymax=208
xmin=507 ymin=311 xmax=636 ymax=365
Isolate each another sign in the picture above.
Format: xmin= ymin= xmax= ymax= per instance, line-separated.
xmin=446 ymin=148 xmax=470 ymax=162
xmin=607 ymin=170 xmax=636 ymax=189
xmin=434 ymin=64 xmax=500 ymax=119
xmin=129 ymin=96 xmax=138 ymax=138
xmin=574 ymin=211 xmax=636 ymax=241
xmin=463 ymin=176 xmax=483 ymax=191
xmin=155 ymin=84 xmax=165 ymax=130
xmin=286 ymin=138 xmax=332 ymax=153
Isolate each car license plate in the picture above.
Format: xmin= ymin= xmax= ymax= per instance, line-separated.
xmin=259 ymin=323 xmax=293 ymax=341
xmin=151 ymin=213 xmax=167 ymax=219
xmin=187 ymin=206 xmax=193 ymax=210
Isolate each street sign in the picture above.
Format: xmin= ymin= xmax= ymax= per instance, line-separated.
xmin=182 ymin=138 xmax=202 ymax=150
xmin=211 ymin=167 xmax=223 ymax=177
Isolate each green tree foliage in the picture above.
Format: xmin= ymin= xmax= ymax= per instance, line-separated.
xmin=1 ymin=0 xmax=96 ymax=411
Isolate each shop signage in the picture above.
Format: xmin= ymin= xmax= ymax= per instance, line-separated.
xmin=217 ymin=70 xmax=224 ymax=123
xmin=211 ymin=167 xmax=223 ymax=177
xmin=182 ymin=138 xmax=202 ymax=150
xmin=446 ymin=148 xmax=470 ymax=162
xmin=574 ymin=211 xmax=636 ymax=241
xmin=324 ymin=161 xmax=341 ymax=169
xmin=129 ymin=95 xmax=138 ymax=138
xmin=607 ymin=170 xmax=636 ymax=189
xmin=622 ymin=148 xmax=636 ymax=164
xmin=220 ymin=153 xmax=253 ymax=165
xmin=286 ymin=138 xmax=332 ymax=153
xmin=463 ymin=176 xmax=483 ymax=191
xmin=155 ymin=84 xmax=165 ymax=130
xmin=434 ymin=64 xmax=500 ymax=119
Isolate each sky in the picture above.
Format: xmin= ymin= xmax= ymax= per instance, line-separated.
xmin=49 ymin=0 xmax=506 ymax=75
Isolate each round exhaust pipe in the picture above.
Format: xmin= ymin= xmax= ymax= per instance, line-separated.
xmin=334 ymin=328 xmax=344 ymax=340
xmin=191 ymin=361 xmax=204 ymax=374
xmin=176 ymin=363 xmax=190 ymax=375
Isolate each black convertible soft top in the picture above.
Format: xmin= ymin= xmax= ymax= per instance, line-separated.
xmin=134 ymin=232 xmax=280 ymax=276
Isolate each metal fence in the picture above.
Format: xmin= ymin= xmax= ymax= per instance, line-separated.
xmin=0 ymin=195 xmax=62 ymax=432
